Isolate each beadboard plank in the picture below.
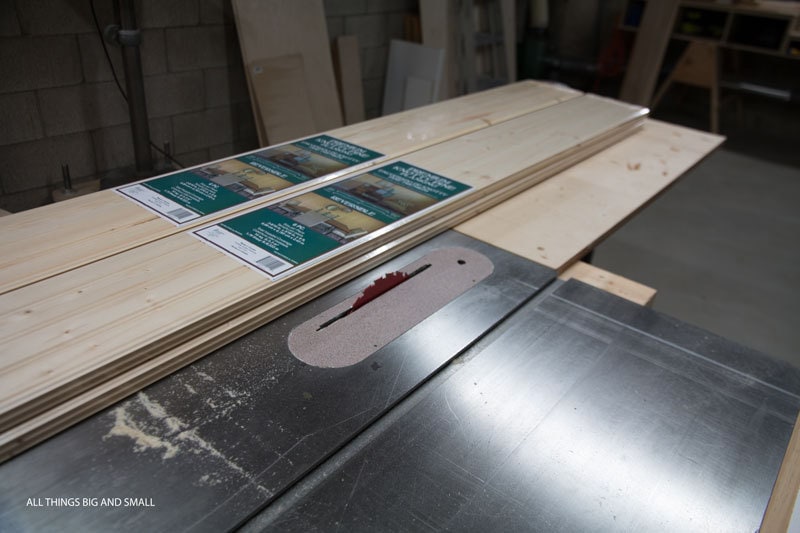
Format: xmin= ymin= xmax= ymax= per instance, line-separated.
xmin=0 ymin=95 xmax=645 ymax=445
xmin=0 ymin=81 xmax=579 ymax=296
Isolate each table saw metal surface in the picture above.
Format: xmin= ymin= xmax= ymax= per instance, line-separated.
xmin=1 ymin=234 xmax=798 ymax=532
xmin=0 ymin=232 xmax=554 ymax=532
xmin=246 ymin=279 xmax=800 ymax=532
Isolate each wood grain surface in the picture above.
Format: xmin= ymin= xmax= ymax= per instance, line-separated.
xmin=456 ymin=119 xmax=724 ymax=271
xmin=0 ymin=95 xmax=645 ymax=457
xmin=0 ymin=81 xmax=579 ymax=296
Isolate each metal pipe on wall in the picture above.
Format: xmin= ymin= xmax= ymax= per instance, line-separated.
xmin=117 ymin=0 xmax=153 ymax=174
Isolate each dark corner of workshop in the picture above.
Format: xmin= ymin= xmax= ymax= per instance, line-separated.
xmin=1 ymin=1 xmax=799 ymax=531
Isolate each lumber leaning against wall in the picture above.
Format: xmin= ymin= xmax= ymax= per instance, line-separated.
xmin=0 ymin=81 xmax=579 ymax=296
xmin=0 ymin=95 xmax=646 ymax=458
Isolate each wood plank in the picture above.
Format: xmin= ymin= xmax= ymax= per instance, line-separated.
xmin=0 ymin=99 xmax=644 ymax=463
xmin=619 ymin=0 xmax=680 ymax=106
xmin=0 ymin=95 xmax=645 ymax=450
xmin=232 ymin=0 xmax=343 ymax=144
xmin=456 ymin=119 xmax=724 ymax=270
xmin=333 ymin=35 xmax=366 ymax=125
xmin=0 ymin=81 xmax=580 ymax=296
xmin=501 ymin=0 xmax=516 ymax=82
xmin=559 ymin=261 xmax=656 ymax=306
xmin=420 ymin=0 xmax=458 ymax=99
xmin=761 ymin=412 xmax=800 ymax=532
xmin=249 ymin=54 xmax=317 ymax=144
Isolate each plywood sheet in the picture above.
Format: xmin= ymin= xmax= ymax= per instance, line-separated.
xmin=333 ymin=35 xmax=365 ymax=125
xmin=0 ymin=81 xmax=580 ymax=296
xmin=249 ymin=54 xmax=316 ymax=143
xmin=0 ymin=95 xmax=645 ymax=450
xmin=232 ymin=0 xmax=342 ymax=141
xmin=457 ymin=119 xmax=724 ymax=270
xmin=619 ymin=0 xmax=680 ymax=106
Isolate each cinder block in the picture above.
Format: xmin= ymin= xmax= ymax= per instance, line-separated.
xmin=363 ymin=77 xmax=383 ymax=118
xmin=327 ymin=16 xmax=345 ymax=41
xmin=166 ymin=26 xmax=237 ymax=72
xmin=207 ymin=140 xmax=259 ymax=161
xmin=38 ymin=82 xmax=130 ymax=136
xmin=200 ymin=0 xmax=234 ymax=24
xmin=79 ymin=30 xmax=167 ymax=83
xmin=136 ymin=0 xmax=200 ymax=28
xmin=325 ymin=0 xmax=368 ymax=17
xmin=367 ymin=0 xmax=417 ymax=13
xmin=204 ymin=66 xmax=249 ymax=108
xmin=171 ymin=106 xmax=235 ymax=153
xmin=207 ymin=142 xmax=235 ymax=161
xmin=361 ymin=46 xmax=388 ymax=79
xmin=0 ymin=92 xmax=43 ymax=145
xmin=145 ymin=71 xmax=205 ymax=118
xmin=231 ymin=101 xmax=258 ymax=146
xmin=92 ymin=118 xmax=172 ymax=172
xmin=0 ymin=132 xmax=96 ymax=193
xmin=0 ymin=187 xmax=53 ymax=213
xmin=0 ymin=36 xmax=82 ymax=93
xmin=16 ymin=0 xmax=112 ymax=35
xmin=345 ymin=14 xmax=387 ymax=48
xmin=173 ymin=148 xmax=210 ymax=168
xmin=0 ymin=1 xmax=21 ymax=36
xmin=387 ymin=11 xmax=405 ymax=40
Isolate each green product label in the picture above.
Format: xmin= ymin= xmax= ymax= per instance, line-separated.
xmin=369 ymin=162 xmax=472 ymax=200
xmin=294 ymin=135 xmax=383 ymax=166
xmin=142 ymin=173 xmax=249 ymax=216
xmin=200 ymin=161 xmax=470 ymax=274
xmin=125 ymin=135 xmax=383 ymax=222
xmin=220 ymin=209 xmax=340 ymax=265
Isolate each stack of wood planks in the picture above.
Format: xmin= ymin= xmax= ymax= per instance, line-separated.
xmin=0 ymin=81 xmax=577 ymax=297
xmin=0 ymin=82 xmax=648 ymax=462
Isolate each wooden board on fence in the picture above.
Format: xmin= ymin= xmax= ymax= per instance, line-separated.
xmin=0 ymin=95 xmax=645 ymax=459
xmin=420 ymin=0 xmax=458 ymax=100
xmin=456 ymin=119 xmax=724 ymax=270
xmin=0 ymin=81 xmax=580 ymax=296
xmin=618 ymin=0 xmax=680 ymax=106
xmin=333 ymin=35 xmax=366 ymax=125
xmin=559 ymin=261 xmax=656 ymax=306
xmin=232 ymin=0 xmax=342 ymax=145
xmin=249 ymin=54 xmax=316 ymax=144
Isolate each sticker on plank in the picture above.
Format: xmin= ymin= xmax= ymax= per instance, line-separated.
xmin=115 ymin=135 xmax=383 ymax=225
xmin=193 ymin=162 xmax=472 ymax=278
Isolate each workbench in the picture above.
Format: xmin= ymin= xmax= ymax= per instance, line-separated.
xmin=1 ymin=111 xmax=798 ymax=532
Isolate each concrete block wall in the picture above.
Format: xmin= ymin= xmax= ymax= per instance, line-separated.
xmin=325 ymin=0 xmax=418 ymax=119
xmin=1 ymin=0 xmax=417 ymax=213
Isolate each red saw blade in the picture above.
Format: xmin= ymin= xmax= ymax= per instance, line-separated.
xmin=350 ymin=271 xmax=409 ymax=312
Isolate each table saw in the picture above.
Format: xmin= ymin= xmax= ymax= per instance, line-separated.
xmin=1 ymin=227 xmax=798 ymax=532
xmin=1 ymin=112 xmax=797 ymax=531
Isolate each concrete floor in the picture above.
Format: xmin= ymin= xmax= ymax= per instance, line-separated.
xmin=593 ymin=120 xmax=800 ymax=367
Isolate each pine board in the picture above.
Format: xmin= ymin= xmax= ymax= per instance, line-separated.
xmin=559 ymin=261 xmax=656 ymax=306
xmin=761 ymin=412 xmax=800 ymax=532
xmin=333 ymin=35 xmax=366 ymax=125
xmin=249 ymin=54 xmax=317 ymax=143
xmin=618 ymin=0 xmax=680 ymax=106
xmin=0 ymin=95 xmax=645 ymax=448
xmin=232 ymin=0 xmax=342 ymax=143
xmin=0 ymin=100 xmax=643 ymax=463
xmin=0 ymin=81 xmax=580 ymax=296
xmin=456 ymin=119 xmax=724 ymax=270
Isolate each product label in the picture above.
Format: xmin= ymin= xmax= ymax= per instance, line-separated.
xmin=193 ymin=162 xmax=471 ymax=278
xmin=115 ymin=135 xmax=382 ymax=224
